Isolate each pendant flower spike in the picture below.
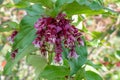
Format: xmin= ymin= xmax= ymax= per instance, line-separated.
xmin=7 ymin=30 xmax=18 ymax=59
xmin=11 ymin=49 xmax=18 ymax=59
xmin=33 ymin=13 xmax=84 ymax=63
xmin=7 ymin=30 xmax=18 ymax=44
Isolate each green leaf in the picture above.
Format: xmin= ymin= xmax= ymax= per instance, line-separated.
xmin=76 ymin=0 xmax=91 ymax=5
xmin=3 ymin=15 xmax=39 ymax=75
xmin=115 ymin=50 xmax=120 ymax=60
xmin=89 ymin=1 xmax=102 ymax=10
xmin=76 ymin=0 xmax=103 ymax=10
xmin=69 ymin=41 xmax=88 ymax=75
xmin=62 ymin=1 xmax=104 ymax=16
xmin=104 ymin=57 xmax=109 ymax=62
xmin=91 ymin=31 xmax=103 ymax=39
xmin=26 ymin=55 xmax=47 ymax=79
xmin=13 ymin=0 xmax=21 ymax=4
xmin=0 ymin=27 xmax=13 ymax=32
xmin=25 ymin=4 xmax=44 ymax=16
xmin=3 ymin=44 xmax=36 ymax=75
xmin=14 ymin=1 xmax=30 ymax=8
xmin=40 ymin=65 xmax=70 ymax=80
xmin=62 ymin=44 xmax=69 ymax=59
xmin=107 ymin=26 xmax=116 ymax=34
xmin=85 ymin=71 xmax=103 ymax=80
xmin=62 ymin=37 xmax=88 ymax=75
xmin=116 ymin=50 xmax=120 ymax=57
xmin=3 ymin=21 xmax=19 ymax=29
xmin=5 ymin=52 xmax=11 ymax=61
xmin=25 ymin=0 xmax=53 ymax=8
xmin=0 ymin=21 xmax=19 ymax=32
xmin=26 ymin=55 xmax=47 ymax=68
xmin=13 ymin=15 xmax=40 ymax=49
xmin=87 ymin=39 xmax=100 ymax=47
xmin=55 ymin=0 xmax=74 ymax=7
xmin=85 ymin=60 xmax=101 ymax=70
xmin=75 ymin=67 xmax=86 ymax=80
xmin=19 ymin=15 xmax=39 ymax=29
xmin=82 ymin=26 xmax=89 ymax=33
xmin=75 ymin=42 xmax=88 ymax=67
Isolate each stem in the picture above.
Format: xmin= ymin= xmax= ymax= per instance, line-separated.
xmin=48 ymin=51 xmax=53 ymax=65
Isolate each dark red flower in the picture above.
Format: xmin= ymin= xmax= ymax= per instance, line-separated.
xmin=68 ymin=48 xmax=78 ymax=59
xmin=11 ymin=49 xmax=18 ymax=59
xmin=54 ymin=53 xmax=62 ymax=63
xmin=7 ymin=30 xmax=18 ymax=44
xmin=77 ymin=37 xmax=84 ymax=46
xmin=32 ymin=37 xmax=43 ymax=48
xmin=33 ymin=13 xmax=84 ymax=63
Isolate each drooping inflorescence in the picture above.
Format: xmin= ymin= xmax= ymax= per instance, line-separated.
xmin=7 ymin=30 xmax=18 ymax=44
xmin=11 ymin=49 xmax=18 ymax=59
xmin=32 ymin=13 xmax=84 ymax=63
xmin=8 ymin=30 xmax=18 ymax=59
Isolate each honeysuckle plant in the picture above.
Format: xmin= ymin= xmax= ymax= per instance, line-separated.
xmin=2 ymin=0 xmax=118 ymax=80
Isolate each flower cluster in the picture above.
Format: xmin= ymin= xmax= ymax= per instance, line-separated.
xmin=11 ymin=49 xmax=18 ymax=59
xmin=33 ymin=13 xmax=84 ymax=63
xmin=7 ymin=30 xmax=18 ymax=44
xmin=7 ymin=30 xmax=18 ymax=59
